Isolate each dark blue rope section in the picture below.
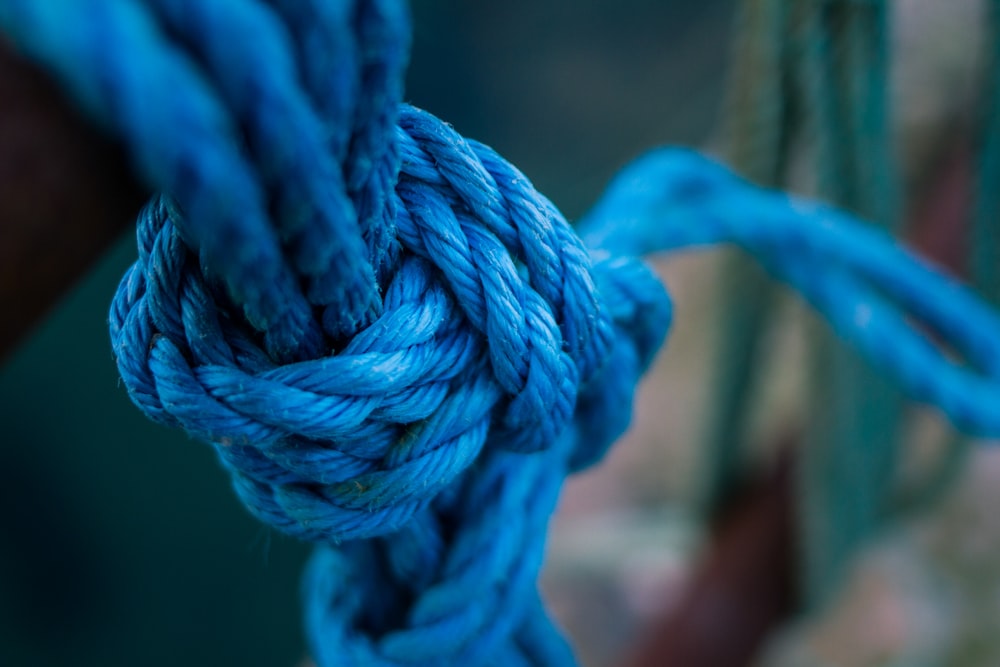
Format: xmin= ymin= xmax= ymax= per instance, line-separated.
xmin=3 ymin=1 xmax=999 ymax=665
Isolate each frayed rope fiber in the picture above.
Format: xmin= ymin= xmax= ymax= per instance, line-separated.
xmin=3 ymin=1 xmax=999 ymax=664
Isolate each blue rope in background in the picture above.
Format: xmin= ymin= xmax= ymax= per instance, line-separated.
xmin=3 ymin=1 xmax=1000 ymax=664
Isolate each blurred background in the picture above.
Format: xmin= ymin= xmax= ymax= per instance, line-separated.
xmin=2 ymin=0 xmax=999 ymax=665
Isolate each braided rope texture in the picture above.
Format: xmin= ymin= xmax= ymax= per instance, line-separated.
xmin=3 ymin=1 xmax=999 ymax=665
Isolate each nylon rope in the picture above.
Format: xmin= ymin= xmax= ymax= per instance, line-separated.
xmin=3 ymin=1 xmax=1000 ymax=664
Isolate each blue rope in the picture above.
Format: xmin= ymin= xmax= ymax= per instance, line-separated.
xmin=580 ymin=149 xmax=1000 ymax=435
xmin=4 ymin=1 xmax=1000 ymax=664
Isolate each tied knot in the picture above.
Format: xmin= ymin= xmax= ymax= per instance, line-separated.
xmin=5 ymin=0 xmax=670 ymax=660
xmin=109 ymin=105 xmax=671 ymax=544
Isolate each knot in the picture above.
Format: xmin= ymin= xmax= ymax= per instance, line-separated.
xmin=4 ymin=0 xmax=672 ymax=662
xmin=109 ymin=104 xmax=670 ymax=543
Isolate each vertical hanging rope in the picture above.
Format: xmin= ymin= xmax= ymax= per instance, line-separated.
xmin=974 ymin=0 xmax=1000 ymax=305
xmin=712 ymin=0 xmax=904 ymax=607
xmin=793 ymin=0 xmax=905 ymax=607
xmin=700 ymin=0 xmax=792 ymax=515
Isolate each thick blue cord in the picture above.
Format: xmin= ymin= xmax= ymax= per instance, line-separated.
xmin=579 ymin=149 xmax=1000 ymax=436
xmin=3 ymin=1 xmax=999 ymax=665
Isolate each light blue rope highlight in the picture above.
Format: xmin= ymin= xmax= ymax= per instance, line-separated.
xmin=581 ymin=148 xmax=1000 ymax=436
xmin=3 ymin=2 xmax=999 ymax=665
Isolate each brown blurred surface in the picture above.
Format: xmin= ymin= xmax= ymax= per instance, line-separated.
xmin=0 ymin=40 xmax=145 ymax=359
xmin=620 ymin=450 xmax=796 ymax=667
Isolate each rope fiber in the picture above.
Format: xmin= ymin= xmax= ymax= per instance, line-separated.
xmin=3 ymin=1 xmax=1000 ymax=664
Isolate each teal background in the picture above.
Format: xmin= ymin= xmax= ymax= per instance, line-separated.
xmin=0 ymin=1 xmax=732 ymax=664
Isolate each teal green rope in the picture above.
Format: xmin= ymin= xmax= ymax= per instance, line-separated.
xmin=702 ymin=0 xmax=801 ymax=517
xmin=797 ymin=0 xmax=906 ymax=607
xmin=709 ymin=3 xmax=906 ymax=606
xmin=975 ymin=0 xmax=1000 ymax=305
xmin=714 ymin=0 xmax=906 ymax=605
